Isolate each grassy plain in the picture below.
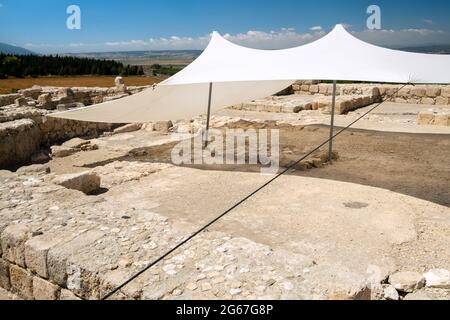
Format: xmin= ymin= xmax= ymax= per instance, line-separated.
xmin=0 ymin=76 xmax=161 ymax=94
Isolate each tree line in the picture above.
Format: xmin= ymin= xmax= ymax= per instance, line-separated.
xmin=0 ymin=53 xmax=145 ymax=78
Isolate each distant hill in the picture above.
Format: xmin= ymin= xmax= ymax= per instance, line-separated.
xmin=397 ymin=45 xmax=450 ymax=54
xmin=0 ymin=43 xmax=35 ymax=55
xmin=66 ymin=50 xmax=202 ymax=66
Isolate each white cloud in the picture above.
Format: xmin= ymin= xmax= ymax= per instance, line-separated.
xmin=22 ymin=26 xmax=450 ymax=54
xmin=423 ymin=19 xmax=434 ymax=25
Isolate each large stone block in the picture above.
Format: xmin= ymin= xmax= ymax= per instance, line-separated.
xmin=435 ymin=96 xmax=449 ymax=105
xmin=25 ymin=237 xmax=60 ymax=279
xmin=0 ymin=258 xmax=11 ymax=290
xmin=9 ymin=265 xmax=34 ymax=299
xmin=389 ymin=272 xmax=425 ymax=293
xmin=441 ymin=87 xmax=450 ymax=98
xmin=113 ymin=123 xmax=143 ymax=134
xmin=52 ymin=171 xmax=101 ymax=194
xmin=417 ymin=112 xmax=434 ymax=125
xmin=426 ymin=87 xmax=441 ymax=98
xmin=421 ymin=97 xmax=435 ymax=105
xmin=434 ymin=115 xmax=450 ymax=126
xmin=154 ymin=120 xmax=173 ymax=133
xmin=59 ymin=288 xmax=81 ymax=300
xmin=33 ymin=276 xmax=60 ymax=300
xmin=309 ymin=85 xmax=319 ymax=94
xmin=410 ymin=88 xmax=426 ymax=97
xmin=47 ymin=230 xmax=104 ymax=288
xmin=1 ymin=224 xmax=31 ymax=267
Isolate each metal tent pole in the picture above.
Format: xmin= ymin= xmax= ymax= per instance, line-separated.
xmin=204 ymin=82 xmax=213 ymax=148
xmin=328 ymin=80 xmax=337 ymax=163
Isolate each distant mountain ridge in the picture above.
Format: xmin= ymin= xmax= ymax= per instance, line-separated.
xmin=397 ymin=45 xmax=450 ymax=54
xmin=0 ymin=43 xmax=35 ymax=55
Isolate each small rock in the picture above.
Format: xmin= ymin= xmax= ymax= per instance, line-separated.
xmin=424 ymin=269 xmax=450 ymax=289
xmin=389 ymin=272 xmax=425 ymax=293
xmin=383 ymin=285 xmax=399 ymax=300
xmin=172 ymin=288 xmax=183 ymax=296
xmin=229 ymin=288 xmax=242 ymax=296
xmin=118 ymin=259 xmax=132 ymax=268
xmin=201 ymin=282 xmax=212 ymax=291
xmin=186 ymin=282 xmax=198 ymax=291
xmin=52 ymin=171 xmax=101 ymax=194
xmin=115 ymin=76 xmax=125 ymax=86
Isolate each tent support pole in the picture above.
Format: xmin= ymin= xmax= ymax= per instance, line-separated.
xmin=204 ymin=82 xmax=213 ymax=148
xmin=328 ymin=80 xmax=337 ymax=163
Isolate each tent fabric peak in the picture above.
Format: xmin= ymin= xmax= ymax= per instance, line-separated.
xmin=51 ymin=24 xmax=450 ymax=123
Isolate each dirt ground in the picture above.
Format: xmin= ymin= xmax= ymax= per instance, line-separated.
xmin=121 ymin=124 xmax=450 ymax=208
xmin=0 ymin=76 xmax=161 ymax=94
xmin=282 ymin=125 xmax=450 ymax=208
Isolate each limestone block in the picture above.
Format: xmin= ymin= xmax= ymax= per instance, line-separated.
xmin=417 ymin=112 xmax=434 ymax=125
xmin=113 ymin=123 xmax=143 ymax=134
xmin=59 ymin=289 xmax=81 ymax=300
xmin=52 ymin=171 xmax=101 ymax=194
xmin=434 ymin=114 xmax=449 ymax=126
xmin=25 ymin=237 xmax=60 ymax=279
xmin=435 ymin=96 xmax=449 ymax=105
xmin=397 ymin=87 xmax=411 ymax=97
xmin=9 ymin=265 xmax=33 ymax=299
xmin=1 ymin=224 xmax=31 ymax=267
xmin=421 ymin=97 xmax=435 ymax=105
xmin=51 ymin=145 xmax=77 ymax=158
xmin=0 ymin=258 xmax=11 ymax=290
xmin=62 ymin=138 xmax=90 ymax=149
xmin=309 ymin=85 xmax=319 ymax=94
xmin=442 ymin=87 xmax=450 ymax=98
xmin=426 ymin=87 xmax=441 ymax=97
xmin=424 ymin=269 xmax=450 ymax=289
xmin=301 ymin=85 xmax=310 ymax=92
xmin=407 ymin=98 xmax=421 ymax=104
xmin=389 ymin=272 xmax=425 ymax=293
xmin=36 ymin=93 xmax=54 ymax=110
xmin=33 ymin=277 xmax=60 ymax=300
xmin=410 ymin=88 xmax=426 ymax=97
xmin=154 ymin=120 xmax=173 ymax=133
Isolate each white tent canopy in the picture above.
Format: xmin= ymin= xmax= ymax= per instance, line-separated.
xmin=51 ymin=24 xmax=450 ymax=123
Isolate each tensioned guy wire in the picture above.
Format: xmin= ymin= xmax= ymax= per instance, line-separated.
xmin=101 ymin=83 xmax=411 ymax=300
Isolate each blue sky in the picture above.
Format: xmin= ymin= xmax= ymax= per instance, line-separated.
xmin=0 ymin=0 xmax=449 ymax=53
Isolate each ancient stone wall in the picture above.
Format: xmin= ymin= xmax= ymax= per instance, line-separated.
xmin=0 ymin=82 xmax=149 ymax=169
xmin=291 ymin=81 xmax=450 ymax=105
